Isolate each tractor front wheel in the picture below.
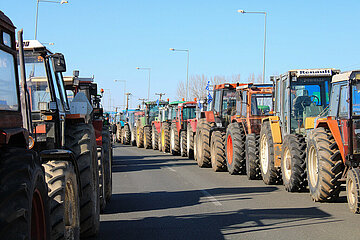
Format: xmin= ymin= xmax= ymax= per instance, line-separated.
xmin=225 ymin=123 xmax=246 ymax=174
xmin=245 ymin=133 xmax=261 ymax=180
xmin=187 ymin=123 xmax=194 ymax=159
xmin=211 ymin=131 xmax=227 ymax=172
xmin=347 ymin=167 xmax=360 ymax=214
xmin=180 ymin=130 xmax=187 ymax=157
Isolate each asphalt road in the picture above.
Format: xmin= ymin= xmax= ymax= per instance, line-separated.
xmin=99 ymin=143 xmax=360 ymax=240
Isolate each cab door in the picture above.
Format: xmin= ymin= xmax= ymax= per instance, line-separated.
xmin=338 ymin=84 xmax=350 ymax=157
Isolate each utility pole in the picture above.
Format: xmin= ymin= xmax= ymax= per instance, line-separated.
xmin=125 ymin=93 xmax=132 ymax=110
xmin=138 ymin=98 xmax=147 ymax=109
xmin=155 ymin=93 xmax=166 ymax=100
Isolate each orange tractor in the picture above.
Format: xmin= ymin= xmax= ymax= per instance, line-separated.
xmin=226 ymin=84 xmax=273 ymax=179
xmin=306 ymin=70 xmax=360 ymax=213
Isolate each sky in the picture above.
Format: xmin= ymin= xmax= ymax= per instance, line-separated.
xmin=2 ymin=0 xmax=360 ymax=111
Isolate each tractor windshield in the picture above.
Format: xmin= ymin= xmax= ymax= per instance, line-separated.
xmin=251 ymin=94 xmax=273 ymax=116
xmin=222 ymin=90 xmax=236 ymax=116
xmin=0 ymin=49 xmax=18 ymax=111
xmin=148 ymin=104 xmax=159 ymax=122
xmin=290 ymin=78 xmax=330 ymax=133
xmin=353 ymin=85 xmax=360 ymax=116
xmin=183 ymin=107 xmax=196 ymax=120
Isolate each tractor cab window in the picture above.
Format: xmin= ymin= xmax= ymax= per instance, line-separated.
xmin=55 ymin=72 xmax=69 ymax=111
xmin=251 ymin=94 xmax=273 ymax=116
xmin=22 ymin=53 xmax=51 ymax=111
xmin=183 ymin=107 xmax=196 ymax=120
xmin=0 ymin=49 xmax=18 ymax=111
xmin=241 ymin=91 xmax=247 ymax=117
xmin=213 ymin=90 xmax=221 ymax=113
xmin=222 ymin=90 xmax=236 ymax=116
xmin=339 ymin=85 xmax=349 ymax=116
xmin=148 ymin=104 xmax=159 ymax=122
xmin=48 ymin=57 xmax=64 ymax=112
xmin=353 ymin=84 xmax=360 ymax=116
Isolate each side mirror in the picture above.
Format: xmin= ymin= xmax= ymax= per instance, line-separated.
xmin=52 ymin=53 xmax=66 ymax=73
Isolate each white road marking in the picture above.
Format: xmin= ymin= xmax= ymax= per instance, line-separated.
xmin=201 ymin=190 xmax=222 ymax=206
xmin=164 ymin=166 xmax=176 ymax=172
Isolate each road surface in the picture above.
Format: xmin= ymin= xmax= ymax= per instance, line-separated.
xmin=99 ymin=144 xmax=360 ymax=240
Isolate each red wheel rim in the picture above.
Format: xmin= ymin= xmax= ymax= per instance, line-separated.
xmin=227 ymin=135 xmax=233 ymax=165
xmin=31 ymin=189 xmax=46 ymax=240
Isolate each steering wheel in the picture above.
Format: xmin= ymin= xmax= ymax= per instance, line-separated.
xmin=310 ymin=95 xmax=320 ymax=105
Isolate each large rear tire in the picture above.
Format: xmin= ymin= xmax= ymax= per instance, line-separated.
xmin=65 ymin=123 xmax=100 ymax=238
xmin=196 ymin=119 xmax=213 ymax=168
xmin=281 ymin=134 xmax=307 ymax=192
xmin=98 ymin=147 xmax=106 ymax=213
xmin=124 ymin=124 xmax=131 ymax=145
xmin=152 ymin=125 xmax=159 ymax=150
xmin=225 ymin=122 xmax=246 ymax=174
xmin=0 ymin=148 xmax=50 ymax=240
xmin=170 ymin=123 xmax=180 ymax=155
xmin=187 ymin=122 xmax=194 ymax=159
xmin=347 ymin=168 xmax=360 ymax=214
xmin=211 ymin=131 xmax=227 ymax=172
xmin=245 ymin=133 xmax=261 ymax=180
xmin=306 ymin=127 xmax=344 ymax=201
xmin=44 ymin=161 xmax=80 ymax=240
xmin=102 ymin=128 xmax=113 ymax=203
xmin=259 ymin=121 xmax=282 ymax=185
xmin=161 ymin=122 xmax=170 ymax=153
xmin=136 ymin=124 xmax=144 ymax=148
xmin=144 ymin=126 xmax=152 ymax=149
xmin=180 ymin=130 xmax=187 ymax=157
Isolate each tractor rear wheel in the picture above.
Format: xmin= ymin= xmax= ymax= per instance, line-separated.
xmin=152 ymin=125 xmax=159 ymax=150
xmin=306 ymin=127 xmax=344 ymax=201
xmin=98 ymin=147 xmax=106 ymax=212
xmin=0 ymin=148 xmax=50 ymax=240
xmin=180 ymin=130 xmax=187 ymax=157
xmin=124 ymin=124 xmax=131 ymax=145
xmin=65 ymin=123 xmax=100 ymax=238
xmin=259 ymin=121 xmax=282 ymax=185
xmin=281 ymin=134 xmax=307 ymax=192
xmin=102 ymin=128 xmax=113 ymax=203
xmin=246 ymin=133 xmax=261 ymax=180
xmin=116 ymin=126 xmax=121 ymax=143
xmin=196 ymin=119 xmax=213 ymax=168
xmin=120 ymin=127 xmax=125 ymax=144
xmin=187 ymin=122 xmax=194 ymax=159
xmin=170 ymin=123 xmax=180 ymax=155
xmin=136 ymin=124 xmax=144 ymax=148
xmin=225 ymin=122 xmax=246 ymax=174
xmin=161 ymin=122 xmax=170 ymax=152
xmin=144 ymin=126 xmax=152 ymax=149
xmin=44 ymin=160 xmax=80 ymax=240
xmin=211 ymin=131 xmax=227 ymax=172
xmin=347 ymin=167 xmax=360 ymax=214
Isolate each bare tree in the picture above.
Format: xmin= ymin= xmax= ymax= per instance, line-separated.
xmin=176 ymin=80 xmax=186 ymax=100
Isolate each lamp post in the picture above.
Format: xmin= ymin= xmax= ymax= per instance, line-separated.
xmin=114 ymin=80 xmax=126 ymax=109
xmin=238 ymin=9 xmax=267 ymax=83
xmin=136 ymin=67 xmax=151 ymax=100
xmin=170 ymin=48 xmax=189 ymax=100
xmin=35 ymin=0 xmax=68 ymax=40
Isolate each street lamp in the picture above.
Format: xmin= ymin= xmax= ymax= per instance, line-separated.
xmin=237 ymin=9 xmax=267 ymax=83
xmin=170 ymin=48 xmax=189 ymax=100
xmin=114 ymin=80 xmax=126 ymax=109
xmin=136 ymin=67 xmax=151 ymax=100
xmin=35 ymin=0 xmax=69 ymax=40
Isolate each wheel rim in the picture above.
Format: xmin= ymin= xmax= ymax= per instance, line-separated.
xmin=171 ymin=129 xmax=175 ymax=150
xmin=144 ymin=131 xmax=147 ymax=146
xmin=194 ymin=135 xmax=197 ymax=158
xmin=31 ymin=189 xmax=47 ymax=240
xmin=308 ymin=145 xmax=319 ymax=188
xmin=227 ymin=135 xmax=233 ymax=165
xmin=180 ymin=135 xmax=184 ymax=154
xmin=260 ymin=134 xmax=269 ymax=174
xmin=348 ymin=175 xmax=356 ymax=206
xmin=152 ymin=129 xmax=155 ymax=147
xmin=283 ymin=147 xmax=292 ymax=181
xmin=187 ymin=130 xmax=191 ymax=153
xmin=161 ymin=129 xmax=165 ymax=148
xmin=137 ymin=128 xmax=140 ymax=143
xmin=64 ymin=179 xmax=78 ymax=238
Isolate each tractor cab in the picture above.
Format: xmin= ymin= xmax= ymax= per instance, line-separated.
xmin=143 ymin=100 xmax=168 ymax=125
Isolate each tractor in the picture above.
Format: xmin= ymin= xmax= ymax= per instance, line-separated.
xmin=0 ymin=11 xmax=51 ymax=239
xmin=226 ymin=83 xmax=273 ymax=179
xmin=306 ymin=70 xmax=360 ymax=213
xmin=169 ymin=101 xmax=197 ymax=156
xmin=120 ymin=109 xmax=141 ymax=145
xmin=136 ymin=100 xmax=168 ymax=149
xmin=22 ymin=40 xmax=102 ymax=238
xmin=64 ymin=73 xmax=112 ymax=212
xmin=260 ymin=68 xmax=339 ymax=192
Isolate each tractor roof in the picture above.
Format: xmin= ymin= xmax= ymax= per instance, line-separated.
xmin=20 ymin=40 xmax=53 ymax=54
xmin=332 ymin=70 xmax=360 ymax=83
xmin=169 ymin=101 xmax=185 ymax=105
xmin=179 ymin=101 xmax=197 ymax=107
xmin=236 ymin=83 xmax=272 ymax=90
xmin=63 ymin=75 xmax=94 ymax=87
xmin=288 ymin=68 xmax=340 ymax=78
xmin=214 ymin=83 xmax=241 ymax=90
xmin=145 ymin=100 xmax=168 ymax=106
xmin=0 ymin=10 xmax=15 ymax=32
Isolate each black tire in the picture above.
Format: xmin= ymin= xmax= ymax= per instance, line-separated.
xmin=136 ymin=123 xmax=144 ymax=148
xmin=281 ymin=134 xmax=307 ymax=192
xmin=245 ymin=133 xmax=261 ymax=180
xmin=120 ymin=127 xmax=125 ymax=144
xmin=131 ymin=128 xmax=137 ymax=146
xmin=259 ymin=121 xmax=282 ymax=185
xmin=211 ymin=131 xmax=227 ymax=172
xmin=124 ymin=124 xmax=131 ymax=145
xmin=116 ymin=125 xmax=121 ymax=143
xmin=196 ymin=119 xmax=213 ymax=168
xmin=0 ymin=148 xmax=50 ymax=240
xmin=306 ymin=127 xmax=344 ymax=201
xmin=170 ymin=123 xmax=180 ymax=155
xmin=65 ymin=123 xmax=100 ymax=238
xmin=98 ymin=147 xmax=106 ymax=213
xmin=225 ymin=122 xmax=246 ymax=174
xmin=347 ymin=168 xmax=360 ymax=214
xmin=180 ymin=130 xmax=187 ymax=157
xmin=102 ymin=128 xmax=113 ymax=203
xmin=44 ymin=160 xmax=80 ymax=240
xmin=187 ymin=122 xmax=194 ymax=159
xmin=161 ymin=122 xmax=171 ymax=153
xmin=144 ymin=126 xmax=152 ymax=149
xmin=152 ymin=125 xmax=159 ymax=150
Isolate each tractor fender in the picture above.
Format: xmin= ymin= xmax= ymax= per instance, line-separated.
xmin=262 ymin=116 xmax=282 ymax=144
xmin=39 ymin=149 xmax=82 ymax=197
